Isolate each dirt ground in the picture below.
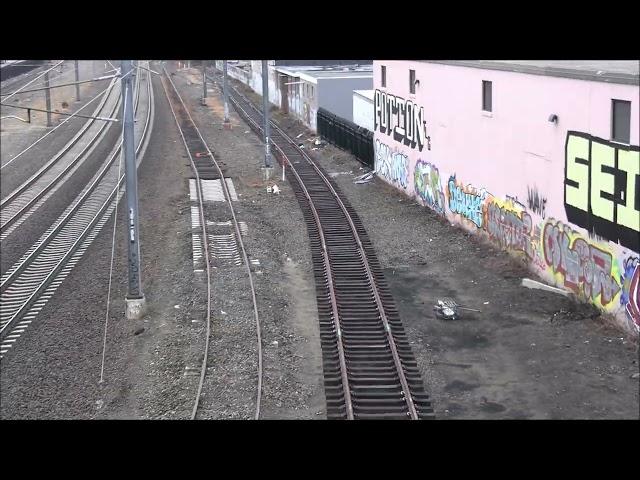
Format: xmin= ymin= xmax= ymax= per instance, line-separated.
xmin=229 ymin=73 xmax=639 ymax=419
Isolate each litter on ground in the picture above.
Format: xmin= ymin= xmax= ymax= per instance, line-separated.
xmin=522 ymin=278 xmax=569 ymax=296
xmin=354 ymin=171 xmax=375 ymax=184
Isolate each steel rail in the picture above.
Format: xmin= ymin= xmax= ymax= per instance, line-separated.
xmin=161 ymin=64 xmax=263 ymax=420
xmin=218 ymin=73 xmax=422 ymax=419
xmin=0 ymin=66 xmax=152 ymax=341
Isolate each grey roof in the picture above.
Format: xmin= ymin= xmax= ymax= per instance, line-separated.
xmin=275 ymin=64 xmax=373 ymax=79
xmin=274 ymin=60 xmax=372 ymax=67
xmin=424 ymin=60 xmax=639 ymax=85
xmin=301 ymin=69 xmax=373 ymax=79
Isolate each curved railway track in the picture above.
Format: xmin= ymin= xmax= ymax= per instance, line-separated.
xmin=211 ymin=70 xmax=434 ymax=419
xmin=0 ymin=64 xmax=154 ymax=359
xmin=161 ymin=63 xmax=263 ymax=420
xmin=0 ymin=76 xmax=121 ymax=242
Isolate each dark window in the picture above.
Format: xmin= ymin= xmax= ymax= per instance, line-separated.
xmin=381 ymin=65 xmax=386 ymax=87
xmin=409 ymin=69 xmax=416 ymax=94
xmin=612 ymin=99 xmax=631 ymax=143
xmin=482 ymin=80 xmax=492 ymax=112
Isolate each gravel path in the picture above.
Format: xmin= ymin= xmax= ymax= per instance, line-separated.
xmin=0 ymin=63 xmax=326 ymax=420
xmin=171 ymin=64 xmax=325 ymax=419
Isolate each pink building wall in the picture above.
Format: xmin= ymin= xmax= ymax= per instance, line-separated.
xmin=373 ymin=60 xmax=639 ymax=336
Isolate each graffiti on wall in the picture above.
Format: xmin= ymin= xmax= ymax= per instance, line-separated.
xmin=527 ymin=186 xmax=547 ymax=218
xmin=542 ymin=219 xmax=621 ymax=307
xmin=485 ymin=197 xmax=536 ymax=259
xmin=446 ymin=176 xmax=488 ymax=228
xmin=564 ymin=132 xmax=639 ymax=252
xmin=414 ymin=160 xmax=445 ymax=214
xmin=620 ymin=256 xmax=640 ymax=330
xmin=375 ymin=139 xmax=409 ymax=189
xmin=374 ymin=90 xmax=430 ymax=151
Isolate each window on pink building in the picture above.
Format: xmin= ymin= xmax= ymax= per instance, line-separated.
xmin=612 ymin=99 xmax=631 ymax=144
xmin=482 ymin=80 xmax=492 ymax=112
xmin=381 ymin=65 xmax=386 ymax=87
xmin=409 ymin=69 xmax=416 ymax=94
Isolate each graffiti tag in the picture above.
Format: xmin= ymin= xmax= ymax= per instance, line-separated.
xmin=527 ymin=186 xmax=547 ymax=218
xmin=620 ymin=257 xmax=640 ymax=331
xmin=375 ymin=139 xmax=409 ymax=189
xmin=543 ymin=219 xmax=621 ymax=306
xmin=446 ymin=176 xmax=486 ymax=228
xmin=485 ymin=198 xmax=535 ymax=259
xmin=414 ymin=160 xmax=445 ymax=214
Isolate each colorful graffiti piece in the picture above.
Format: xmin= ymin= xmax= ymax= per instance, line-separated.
xmin=564 ymin=132 xmax=639 ymax=251
xmin=375 ymin=139 xmax=409 ymax=189
xmin=446 ymin=176 xmax=488 ymax=228
xmin=485 ymin=197 xmax=535 ymax=259
xmin=543 ymin=219 xmax=621 ymax=306
xmin=620 ymin=257 xmax=640 ymax=331
xmin=414 ymin=160 xmax=445 ymax=214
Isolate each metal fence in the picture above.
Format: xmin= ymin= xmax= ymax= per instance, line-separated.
xmin=316 ymin=108 xmax=374 ymax=168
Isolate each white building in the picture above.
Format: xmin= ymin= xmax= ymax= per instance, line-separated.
xmin=352 ymin=89 xmax=374 ymax=131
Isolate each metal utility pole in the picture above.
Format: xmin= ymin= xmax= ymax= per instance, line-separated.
xmin=223 ymin=60 xmax=230 ymax=128
xmin=120 ymin=60 xmax=146 ymax=320
xmin=262 ymin=60 xmax=272 ymax=168
xmin=74 ymin=60 xmax=80 ymax=101
xmin=44 ymin=72 xmax=52 ymax=126
xmin=202 ymin=60 xmax=207 ymax=103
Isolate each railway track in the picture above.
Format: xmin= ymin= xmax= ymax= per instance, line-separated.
xmin=0 ymin=64 xmax=154 ymax=359
xmin=0 ymin=76 xmax=121 ymax=242
xmin=161 ymin=63 xmax=263 ymax=420
xmin=211 ymin=70 xmax=434 ymax=419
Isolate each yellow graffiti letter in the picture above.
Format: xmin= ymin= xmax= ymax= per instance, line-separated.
xmin=591 ymin=141 xmax=615 ymax=222
xmin=566 ymin=135 xmax=590 ymax=212
xmin=617 ymin=148 xmax=640 ymax=232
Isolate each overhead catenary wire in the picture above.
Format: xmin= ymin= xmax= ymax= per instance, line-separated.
xmin=1 ymin=81 xmax=117 ymax=170
xmin=0 ymin=62 xmax=66 ymax=92
xmin=1 ymin=60 xmax=64 ymax=103
xmin=2 ymin=60 xmax=112 ymax=95
xmin=3 ymin=63 xmax=76 ymax=95
xmin=0 ymin=75 xmax=117 ymax=96
xmin=0 ymin=103 xmax=119 ymax=122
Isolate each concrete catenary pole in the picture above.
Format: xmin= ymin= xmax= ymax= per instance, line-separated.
xmin=120 ymin=60 xmax=146 ymax=320
xmin=262 ymin=60 xmax=272 ymax=168
xmin=44 ymin=71 xmax=52 ymax=127
xmin=74 ymin=60 xmax=80 ymax=101
xmin=223 ymin=60 xmax=230 ymax=127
